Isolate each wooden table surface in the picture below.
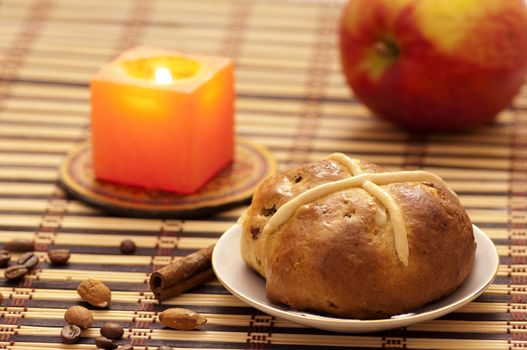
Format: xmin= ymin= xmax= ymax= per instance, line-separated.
xmin=0 ymin=0 xmax=526 ymax=349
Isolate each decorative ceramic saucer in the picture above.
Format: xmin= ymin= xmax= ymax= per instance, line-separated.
xmin=59 ymin=138 xmax=276 ymax=218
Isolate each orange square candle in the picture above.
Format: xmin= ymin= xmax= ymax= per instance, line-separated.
xmin=90 ymin=46 xmax=234 ymax=194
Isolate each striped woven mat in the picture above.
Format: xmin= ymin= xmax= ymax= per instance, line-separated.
xmin=0 ymin=0 xmax=526 ymax=349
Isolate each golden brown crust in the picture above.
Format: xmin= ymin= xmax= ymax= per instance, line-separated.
xmin=241 ymin=158 xmax=475 ymax=319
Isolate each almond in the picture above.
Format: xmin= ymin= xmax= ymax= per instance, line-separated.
xmin=64 ymin=305 xmax=93 ymax=329
xmin=77 ymin=279 xmax=111 ymax=308
xmin=158 ymin=308 xmax=207 ymax=330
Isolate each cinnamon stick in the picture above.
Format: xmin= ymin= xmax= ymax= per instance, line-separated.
xmin=150 ymin=245 xmax=215 ymax=301
xmin=153 ymin=268 xmax=216 ymax=301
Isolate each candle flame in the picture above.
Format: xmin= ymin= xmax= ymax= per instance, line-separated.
xmin=155 ymin=67 xmax=173 ymax=85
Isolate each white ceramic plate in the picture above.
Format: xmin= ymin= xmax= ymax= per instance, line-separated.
xmin=212 ymin=224 xmax=499 ymax=333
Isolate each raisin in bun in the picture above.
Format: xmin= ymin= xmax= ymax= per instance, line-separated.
xmin=240 ymin=153 xmax=475 ymax=319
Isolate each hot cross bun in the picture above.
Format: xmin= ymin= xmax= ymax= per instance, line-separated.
xmin=240 ymin=154 xmax=475 ymax=319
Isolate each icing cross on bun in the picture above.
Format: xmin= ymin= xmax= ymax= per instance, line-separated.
xmin=262 ymin=153 xmax=455 ymax=266
xmin=241 ymin=154 xmax=476 ymax=319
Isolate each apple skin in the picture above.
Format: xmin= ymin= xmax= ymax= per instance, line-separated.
xmin=339 ymin=0 xmax=527 ymax=132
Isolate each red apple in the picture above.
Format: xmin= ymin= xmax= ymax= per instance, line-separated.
xmin=339 ymin=0 xmax=527 ymax=132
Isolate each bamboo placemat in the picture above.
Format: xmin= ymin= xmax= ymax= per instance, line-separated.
xmin=0 ymin=0 xmax=526 ymax=349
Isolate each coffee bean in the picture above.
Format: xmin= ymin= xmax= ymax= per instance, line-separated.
xmin=4 ymin=239 xmax=34 ymax=252
xmin=4 ymin=265 xmax=28 ymax=281
xmin=60 ymin=324 xmax=81 ymax=344
xmin=0 ymin=250 xmax=11 ymax=267
xmin=119 ymin=240 xmax=136 ymax=255
xmin=158 ymin=346 xmax=173 ymax=350
xmin=100 ymin=321 xmax=124 ymax=339
xmin=95 ymin=336 xmax=117 ymax=349
xmin=117 ymin=346 xmax=133 ymax=350
xmin=17 ymin=252 xmax=39 ymax=269
xmin=48 ymin=249 xmax=71 ymax=265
